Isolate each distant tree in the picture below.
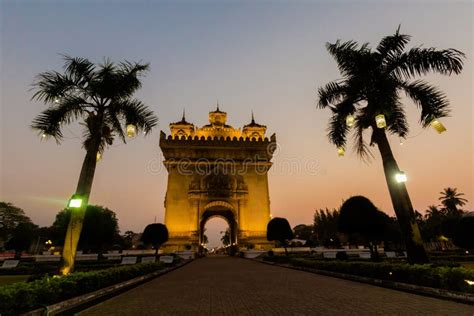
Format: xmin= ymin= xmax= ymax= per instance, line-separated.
xmin=267 ymin=217 xmax=294 ymax=255
xmin=51 ymin=205 xmax=119 ymax=253
xmin=439 ymin=187 xmax=468 ymax=215
xmin=6 ymin=222 xmax=38 ymax=258
xmin=383 ymin=217 xmax=404 ymax=251
xmin=338 ymin=196 xmax=388 ymax=259
xmin=452 ymin=214 xmax=474 ymax=250
xmin=141 ymin=223 xmax=169 ymax=259
xmin=220 ymin=229 xmax=230 ymax=247
xmin=0 ymin=202 xmax=33 ymax=246
xmin=313 ymin=208 xmax=340 ymax=247
xmin=293 ymin=224 xmax=313 ymax=241
xmin=122 ymin=231 xmax=137 ymax=249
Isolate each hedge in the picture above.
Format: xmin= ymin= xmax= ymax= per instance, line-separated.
xmin=263 ymin=256 xmax=474 ymax=294
xmin=0 ymin=261 xmax=175 ymax=315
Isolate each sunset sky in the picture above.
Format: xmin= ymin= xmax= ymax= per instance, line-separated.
xmin=1 ymin=1 xmax=472 ymax=247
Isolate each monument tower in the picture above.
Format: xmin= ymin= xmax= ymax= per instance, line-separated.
xmin=159 ymin=103 xmax=276 ymax=251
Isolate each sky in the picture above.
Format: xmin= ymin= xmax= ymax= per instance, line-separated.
xmin=1 ymin=0 xmax=472 ymax=247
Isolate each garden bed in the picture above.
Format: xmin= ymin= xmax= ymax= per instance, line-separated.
xmin=262 ymin=256 xmax=474 ymax=295
xmin=0 ymin=259 xmax=182 ymax=315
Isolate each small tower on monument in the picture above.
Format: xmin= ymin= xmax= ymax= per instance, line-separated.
xmin=169 ymin=109 xmax=195 ymax=138
xmin=242 ymin=111 xmax=267 ymax=139
xmin=208 ymin=101 xmax=227 ymax=128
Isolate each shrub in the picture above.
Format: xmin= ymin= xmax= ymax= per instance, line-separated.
xmin=0 ymin=261 xmax=177 ymax=315
xmin=336 ymin=251 xmax=348 ymax=261
xmin=283 ymin=258 xmax=474 ymax=293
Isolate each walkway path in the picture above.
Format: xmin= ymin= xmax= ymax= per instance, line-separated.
xmin=81 ymin=257 xmax=473 ymax=315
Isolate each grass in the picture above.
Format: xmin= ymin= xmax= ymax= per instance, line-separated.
xmin=0 ymin=275 xmax=30 ymax=286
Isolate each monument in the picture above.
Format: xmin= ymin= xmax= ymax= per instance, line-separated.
xmin=159 ymin=103 xmax=277 ymax=251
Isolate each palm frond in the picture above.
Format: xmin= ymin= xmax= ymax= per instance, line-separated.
xmin=401 ymin=80 xmax=450 ymax=126
xmin=317 ymin=81 xmax=346 ymax=109
xmin=327 ymin=111 xmax=349 ymax=148
xmin=62 ymin=55 xmax=96 ymax=85
xmin=386 ymin=100 xmax=409 ymax=137
xmin=391 ymin=47 xmax=465 ymax=79
xmin=352 ymin=115 xmax=373 ymax=161
xmin=376 ymin=28 xmax=411 ymax=61
xmin=326 ymin=40 xmax=368 ymax=77
xmin=114 ymin=99 xmax=158 ymax=133
xmin=31 ymin=98 xmax=85 ymax=141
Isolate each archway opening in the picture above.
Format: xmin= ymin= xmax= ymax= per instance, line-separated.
xmin=200 ymin=209 xmax=237 ymax=255
xmin=202 ymin=217 xmax=230 ymax=254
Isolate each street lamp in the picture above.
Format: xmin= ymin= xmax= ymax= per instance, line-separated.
xmin=395 ymin=172 xmax=407 ymax=183
xmin=68 ymin=194 xmax=84 ymax=209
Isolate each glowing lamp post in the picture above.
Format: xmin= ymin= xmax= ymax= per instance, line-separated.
xmin=68 ymin=195 xmax=84 ymax=209
xmin=395 ymin=171 xmax=407 ymax=183
xmin=375 ymin=114 xmax=387 ymax=128
xmin=429 ymin=118 xmax=447 ymax=134
xmin=346 ymin=114 xmax=355 ymax=127
xmin=126 ymin=124 xmax=137 ymax=138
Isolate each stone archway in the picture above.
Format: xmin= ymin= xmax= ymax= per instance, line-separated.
xmin=199 ymin=208 xmax=237 ymax=247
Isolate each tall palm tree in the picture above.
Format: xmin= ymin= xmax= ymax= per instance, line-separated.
xmin=317 ymin=28 xmax=465 ymax=263
xmin=32 ymin=56 xmax=158 ymax=274
xmin=439 ymin=187 xmax=468 ymax=215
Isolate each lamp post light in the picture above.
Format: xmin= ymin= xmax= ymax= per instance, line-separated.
xmin=68 ymin=195 xmax=84 ymax=209
xmin=395 ymin=171 xmax=407 ymax=183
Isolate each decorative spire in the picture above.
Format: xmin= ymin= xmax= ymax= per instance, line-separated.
xmin=216 ymin=99 xmax=220 ymax=111
xmin=251 ymin=111 xmax=255 ymax=124
xmin=182 ymin=108 xmax=186 ymax=121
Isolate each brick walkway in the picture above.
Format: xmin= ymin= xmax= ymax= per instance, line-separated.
xmin=81 ymin=256 xmax=473 ymax=315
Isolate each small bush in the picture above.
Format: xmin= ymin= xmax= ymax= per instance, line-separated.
xmin=0 ymin=261 xmax=178 ymax=315
xmin=336 ymin=251 xmax=348 ymax=261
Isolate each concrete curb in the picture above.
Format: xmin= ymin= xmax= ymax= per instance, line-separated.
xmin=256 ymin=259 xmax=474 ymax=306
xmin=23 ymin=260 xmax=193 ymax=316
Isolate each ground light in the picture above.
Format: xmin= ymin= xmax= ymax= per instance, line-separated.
xmin=395 ymin=172 xmax=407 ymax=183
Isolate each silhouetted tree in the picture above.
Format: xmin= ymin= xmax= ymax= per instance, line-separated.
xmin=338 ymin=196 xmax=388 ymax=259
xmin=267 ymin=217 xmax=294 ymax=255
xmin=452 ymin=214 xmax=474 ymax=250
xmin=293 ymin=224 xmax=313 ymax=241
xmin=51 ymin=205 xmax=119 ymax=253
xmin=141 ymin=223 xmax=169 ymax=259
xmin=313 ymin=208 xmax=340 ymax=247
xmin=317 ymin=28 xmax=465 ymax=263
xmin=6 ymin=222 xmax=38 ymax=258
xmin=439 ymin=187 xmax=467 ymax=215
xmin=0 ymin=202 xmax=33 ymax=247
xmin=31 ymin=56 xmax=158 ymax=274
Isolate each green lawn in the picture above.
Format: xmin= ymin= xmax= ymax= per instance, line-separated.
xmin=0 ymin=275 xmax=30 ymax=286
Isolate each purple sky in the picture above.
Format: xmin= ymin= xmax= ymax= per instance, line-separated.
xmin=1 ymin=1 xmax=472 ymax=247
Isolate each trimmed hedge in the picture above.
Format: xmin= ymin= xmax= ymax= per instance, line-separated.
xmin=0 ymin=261 xmax=175 ymax=315
xmin=263 ymin=256 xmax=474 ymax=294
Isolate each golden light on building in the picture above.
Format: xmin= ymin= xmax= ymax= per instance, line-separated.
xmin=346 ymin=114 xmax=355 ymax=127
xmin=337 ymin=147 xmax=345 ymax=157
xmin=126 ymin=124 xmax=137 ymax=138
xmin=375 ymin=114 xmax=387 ymax=128
xmin=429 ymin=118 xmax=447 ymax=134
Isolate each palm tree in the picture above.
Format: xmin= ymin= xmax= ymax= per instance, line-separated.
xmin=439 ymin=187 xmax=468 ymax=215
xmin=32 ymin=56 xmax=158 ymax=274
xmin=317 ymin=27 xmax=465 ymax=263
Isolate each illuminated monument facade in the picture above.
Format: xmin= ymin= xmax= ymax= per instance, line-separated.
xmin=159 ymin=104 xmax=276 ymax=251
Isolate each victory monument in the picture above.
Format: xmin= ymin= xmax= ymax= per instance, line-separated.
xmin=159 ymin=104 xmax=277 ymax=251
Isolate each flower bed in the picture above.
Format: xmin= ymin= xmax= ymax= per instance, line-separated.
xmin=0 ymin=261 xmax=177 ymax=315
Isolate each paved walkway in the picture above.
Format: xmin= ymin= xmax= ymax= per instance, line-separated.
xmin=81 ymin=257 xmax=473 ymax=315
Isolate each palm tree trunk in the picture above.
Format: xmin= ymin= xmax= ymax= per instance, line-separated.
xmin=372 ymin=128 xmax=429 ymax=264
xmin=60 ymin=136 xmax=101 ymax=275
